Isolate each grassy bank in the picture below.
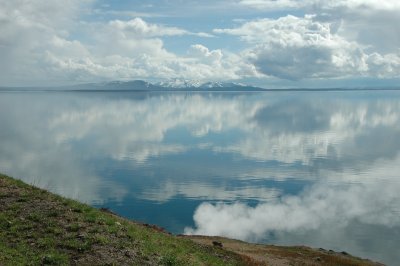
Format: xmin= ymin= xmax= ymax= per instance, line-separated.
xmin=0 ymin=174 xmax=250 ymax=265
xmin=0 ymin=174 xmax=383 ymax=265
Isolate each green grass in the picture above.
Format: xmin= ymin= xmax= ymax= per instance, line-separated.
xmin=0 ymin=174 xmax=249 ymax=265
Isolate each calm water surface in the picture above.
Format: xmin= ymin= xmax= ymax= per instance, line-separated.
xmin=1 ymin=91 xmax=399 ymax=265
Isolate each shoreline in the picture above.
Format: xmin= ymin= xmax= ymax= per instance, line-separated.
xmin=0 ymin=174 xmax=383 ymax=265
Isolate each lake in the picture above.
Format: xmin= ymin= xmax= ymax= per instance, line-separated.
xmin=1 ymin=90 xmax=399 ymax=265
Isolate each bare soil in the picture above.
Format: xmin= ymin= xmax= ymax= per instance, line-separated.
xmin=184 ymin=235 xmax=385 ymax=266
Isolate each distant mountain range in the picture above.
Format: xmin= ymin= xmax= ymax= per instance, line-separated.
xmin=63 ymin=80 xmax=266 ymax=91
xmin=0 ymin=80 xmax=265 ymax=92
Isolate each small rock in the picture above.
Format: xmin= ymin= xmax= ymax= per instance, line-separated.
xmin=124 ymin=250 xmax=134 ymax=258
xmin=315 ymin=257 xmax=322 ymax=262
xmin=212 ymin=241 xmax=223 ymax=248
xmin=115 ymin=221 xmax=122 ymax=226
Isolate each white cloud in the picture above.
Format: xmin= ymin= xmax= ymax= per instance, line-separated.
xmin=1 ymin=0 xmax=399 ymax=86
xmin=0 ymin=0 xmax=93 ymax=85
xmin=231 ymin=1 xmax=400 ymax=81
xmin=239 ymin=0 xmax=400 ymax=53
xmin=41 ymin=25 xmax=249 ymax=83
xmin=0 ymin=1 xmax=247 ymax=85
xmin=189 ymin=44 xmax=223 ymax=64
xmin=216 ymin=14 xmax=400 ymax=79
xmin=239 ymin=0 xmax=400 ymax=11
xmin=366 ymin=52 xmax=400 ymax=78
xmin=317 ymin=0 xmax=400 ymax=10
xmin=109 ymin=18 xmax=188 ymax=37
xmin=109 ymin=18 xmax=213 ymax=38
xmin=49 ymin=20 xmax=252 ymax=82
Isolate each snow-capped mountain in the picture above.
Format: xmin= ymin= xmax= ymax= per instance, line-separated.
xmin=79 ymin=80 xmax=263 ymax=91
xmin=155 ymin=79 xmax=203 ymax=88
xmin=199 ymin=81 xmax=247 ymax=88
xmin=155 ymin=79 xmax=250 ymax=89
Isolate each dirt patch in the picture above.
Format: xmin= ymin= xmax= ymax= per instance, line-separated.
xmin=183 ymin=235 xmax=385 ymax=266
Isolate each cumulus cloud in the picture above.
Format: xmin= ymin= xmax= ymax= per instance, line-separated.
xmin=109 ymin=18 xmax=213 ymax=38
xmin=235 ymin=0 xmax=400 ymax=80
xmin=309 ymin=1 xmax=400 ymax=57
xmin=109 ymin=18 xmax=189 ymax=37
xmin=1 ymin=0 xmax=399 ymax=85
xmin=215 ymin=13 xmax=400 ymax=79
xmin=43 ymin=18 xmax=251 ymax=83
xmin=189 ymin=45 xmax=223 ymax=64
xmin=0 ymin=0 xmax=93 ymax=84
xmin=240 ymin=15 xmax=366 ymax=79
xmin=0 ymin=1 xmax=251 ymax=85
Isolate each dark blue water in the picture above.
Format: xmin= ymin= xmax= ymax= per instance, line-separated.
xmin=1 ymin=91 xmax=399 ymax=265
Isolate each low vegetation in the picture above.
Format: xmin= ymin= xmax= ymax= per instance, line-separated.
xmin=0 ymin=174 xmax=383 ymax=265
xmin=0 ymin=174 xmax=250 ymax=265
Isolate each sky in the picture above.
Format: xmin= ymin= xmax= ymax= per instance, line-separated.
xmin=1 ymin=0 xmax=400 ymax=88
